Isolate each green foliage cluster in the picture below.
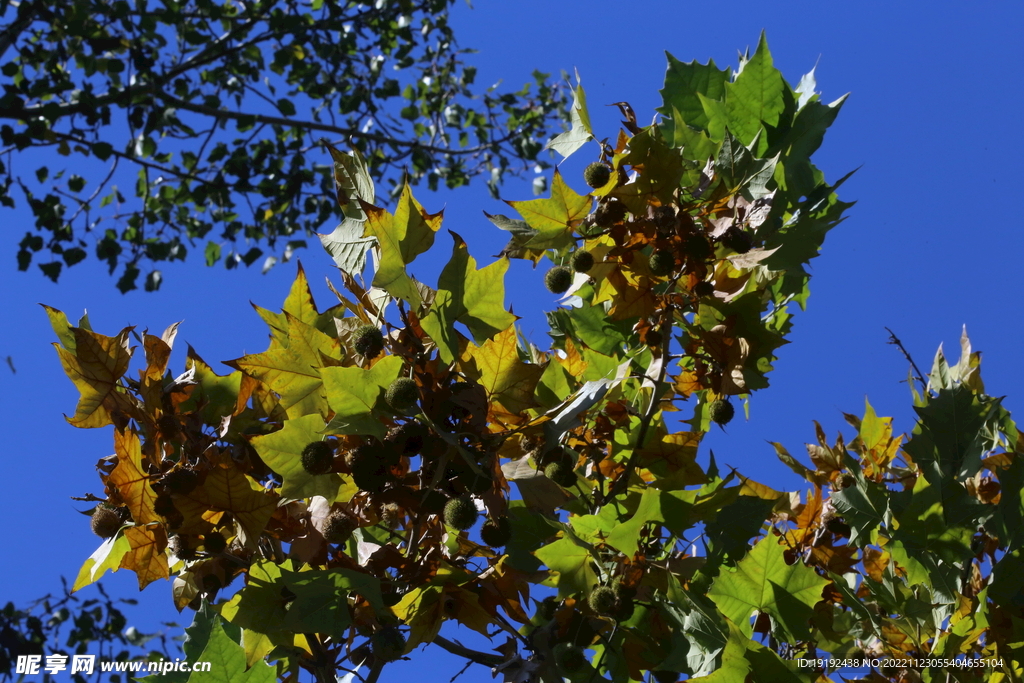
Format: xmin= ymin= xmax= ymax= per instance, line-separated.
xmin=0 ymin=0 xmax=568 ymax=291
xmin=47 ymin=34 xmax=1024 ymax=683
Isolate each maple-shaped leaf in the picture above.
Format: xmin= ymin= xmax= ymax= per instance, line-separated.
xmin=534 ymin=536 xmax=599 ymax=598
xmin=724 ymin=32 xmax=787 ymax=148
xmin=393 ymin=584 xmax=443 ymax=650
xmin=177 ymin=348 xmax=253 ymax=428
xmin=507 ymin=170 xmax=591 ymax=251
xmin=230 ymin=313 xmax=343 ymax=419
xmin=73 ymin=533 xmax=131 ymax=592
xmin=461 ymin=325 xmax=543 ymax=416
xmin=282 ymin=567 xmax=383 ymax=640
xmin=176 ymin=461 xmax=279 ymax=548
xmin=188 ymin=618 xmax=276 ymax=683
xmin=254 ymin=262 xmax=346 ymax=341
xmin=250 ymin=414 xmax=353 ymax=503
xmin=605 ymin=488 xmax=698 ymax=557
xmin=220 ymin=560 xmax=292 ymax=635
xmin=708 ymin=534 xmax=829 ymax=641
xmin=361 ymin=183 xmax=443 ymax=306
xmin=638 ymin=431 xmax=707 ymax=489
xmin=592 ymin=266 xmax=657 ymax=321
xmin=420 ymin=232 xmax=516 ymax=364
xmin=54 ymin=323 xmax=135 ymax=428
xmin=615 ymin=125 xmax=684 ymax=205
xmin=119 ymin=524 xmax=169 ymax=590
xmin=321 ymin=354 xmax=403 ymax=439
xmin=109 ymin=427 xmax=160 ymax=525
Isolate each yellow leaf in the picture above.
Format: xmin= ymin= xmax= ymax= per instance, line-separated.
xmin=73 ymin=533 xmax=130 ymax=592
xmin=461 ymin=325 xmax=543 ymax=416
xmin=109 ymin=428 xmax=160 ymax=525
xmin=56 ymin=326 xmax=135 ymax=428
xmin=119 ymin=525 xmax=169 ymax=590
xmin=507 ymin=170 xmax=591 ymax=250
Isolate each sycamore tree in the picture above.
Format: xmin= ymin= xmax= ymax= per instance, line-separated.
xmin=46 ymin=35 xmax=1024 ymax=683
xmin=0 ymin=0 xmax=567 ymax=291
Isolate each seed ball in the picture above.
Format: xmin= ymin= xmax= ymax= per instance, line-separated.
xmin=153 ymin=493 xmax=177 ymax=518
xmin=385 ymin=377 xmax=419 ymax=410
xmin=380 ymin=502 xmax=401 ymax=528
xmin=652 ymin=671 xmax=679 ymax=683
xmin=419 ymin=489 xmax=449 ymax=515
xmin=301 ymin=440 xmax=334 ymax=476
xmin=595 ymin=200 xmax=627 ymax=227
xmin=588 ymin=586 xmax=618 ymax=616
xmin=545 ymin=266 xmax=573 ymax=295
xmin=612 ymin=596 xmax=635 ymax=622
xmin=161 ymin=467 xmax=199 ymax=496
xmin=323 ymin=510 xmax=356 ymax=544
xmin=583 ymin=162 xmax=612 ymax=189
xmin=538 ymin=596 xmax=558 ymax=621
xmin=169 ymin=534 xmax=196 ymax=561
xmin=570 ymin=250 xmax=595 ymax=273
xmin=721 ymin=227 xmax=753 ymax=254
xmin=479 ymin=517 xmax=513 ymax=547
xmin=708 ymin=399 xmax=734 ymax=426
xmin=203 ymin=531 xmax=227 ymax=554
xmin=683 ymin=234 xmax=713 ymax=262
xmin=457 ymin=470 xmax=493 ymax=495
xmin=645 ymin=328 xmax=663 ymax=348
xmin=443 ymin=496 xmax=478 ymax=531
xmin=353 ymin=324 xmax=385 ymax=358
xmin=90 ymin=507 xmax=122 ymax=539
xmin=649 ymin=249 xmax=676 ymax=277
xmin=544 ymin=460 xmax=577 ymax=488
xmin=371 ymin=626 xmax=406 ymax=662
xmin=555 ymin=644 xmax=586 ymax=673
xmin=692 ymin=281 xmax=714 ymax=298
xmin=385 ymin=421 xmax=427 ymax=455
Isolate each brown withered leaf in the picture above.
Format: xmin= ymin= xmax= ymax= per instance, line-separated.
xmin=120 ymin=525 xmax=169 ymax=589
xmin=108 ymin=428 xmax=160 ymax=525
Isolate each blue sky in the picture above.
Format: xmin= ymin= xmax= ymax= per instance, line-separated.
xmin=2 ymin=1 xmax=1022 ymax=680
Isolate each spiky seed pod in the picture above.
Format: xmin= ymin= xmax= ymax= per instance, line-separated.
xmin=352 ymin=463 xmax=391 ymax=493
xmin=612 ymin=595 xmax=635 ymax=622
xmin=692 ymin=281 xmax=714 ymax=298
xmin=708 ymin=399 xmax=734 ymax=426
xmin=538 ymin=596 xmax=558 ymax=621
xmin=544 ymin=460 xmax=577 ymax=488
xmin=683 ymin=234 xmax=712 ymax=261
xmin=380 ymin=502 xmax=401 ymax=528
xmin=203 ymin=531 xmax=227 ymax=554
xmin=169 ymin=534 xmax=196 ymax=561
xmin=371 ymin=627 xmax=406 ymax=662
xmin=353 ymin=324 xmax=385 ymax=358
xmin=544 ymin=266 xmax=573 ymax=294
xmin=323 ymin=510 xmax=356 ymax=544
xmin=90 ymin=507 xmax=122 ymax=538
xmin=161 ymin=468 xmax=199 ymax=496
xmin=653 ymin=205 xmax=676 ymax=232
xmin=570 ymin=249 xmax=595 ymax=273
xmin=301 ymin=440 xmax=335 ymax=476
xmin=594 ymin=200 xmax=627 ymax=227
xmin=645 ymin=328 xmax=663 ymax=348
xmin=385 ymin=377 xmax=419 ymax=410
xmin=583 ymin=162 xmax=612 ymax=189
xmin=649 ymin=249 xmax=676 ymax=277
xmin=480 ymin=516 xmax=513 ymax=547
xmin=588 ymin=586 xmax=618 ymax=616
xmin=652 ymin=670 xmax=679 ymax=683
xmin=721 ymin=227 xmax=753 ymax=254
xmin=153 ymin=494 xmax=177 ymax=518
xmin=419 ymin=489 xmax=448 ymax=515
xmin=443 ymin=496 xmax=478 ymax=531
xmin=554 ymin=644 xmax=586 ymax=673
xmin=385 ymin=421 xmax=427 ymax=455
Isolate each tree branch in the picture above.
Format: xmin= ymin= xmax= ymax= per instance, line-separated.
xmin=884 ymin=327 xmax=928 ymax=393
xmin=432 ymin=635 xmax=504 ymax=667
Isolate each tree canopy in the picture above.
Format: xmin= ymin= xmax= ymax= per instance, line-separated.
xmin=0 ymin=0 xmax=568 ymax=291
xmin=43 ymin=35 xmax=1024 ymax=683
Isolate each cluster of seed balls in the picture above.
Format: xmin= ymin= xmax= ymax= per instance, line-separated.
xmin=543 ymin=161 xmax=753 ymax=296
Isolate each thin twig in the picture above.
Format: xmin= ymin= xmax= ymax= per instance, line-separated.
xmin=432 ymin=635 xmax=504 ymax=667
xmin=884 ymin=327 xmax=928 ymax=392
xmin=449 ymin=659 xmax=473 ymax=682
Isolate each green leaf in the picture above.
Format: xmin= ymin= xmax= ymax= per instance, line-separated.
xmin=321 ymin=355 xmax=403 ymax=439
xmin=220 ymin=561 xmax=292 ymax=635
xmin=545 ymin=69 xmax=593 ymax=158
xmin=605 ymin=488 xmax=696 ymax=557
xmin=708 ymin=534 xmax=829 ymax=641
xmin=725 ymin=32 xmax=787 ymax=145
xmin=185 ymin=619 xmax=275 ymax=683
xmin=249 ymin=414 xmax=352 ymax=503
xmin=282 ymin=568 xmax=383 ymax=639
xmin=658 ymin=53 xmax=729 ymax=133
xmin=420 ymin=232 xmax=516 ymax=364
xmin=507 ymin=170 xmax=591 ymax=251
xmin=904 ymin=385 xmax=1002 ymax=483
xmin=534 ymin=536 xmax=599 ymax=598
